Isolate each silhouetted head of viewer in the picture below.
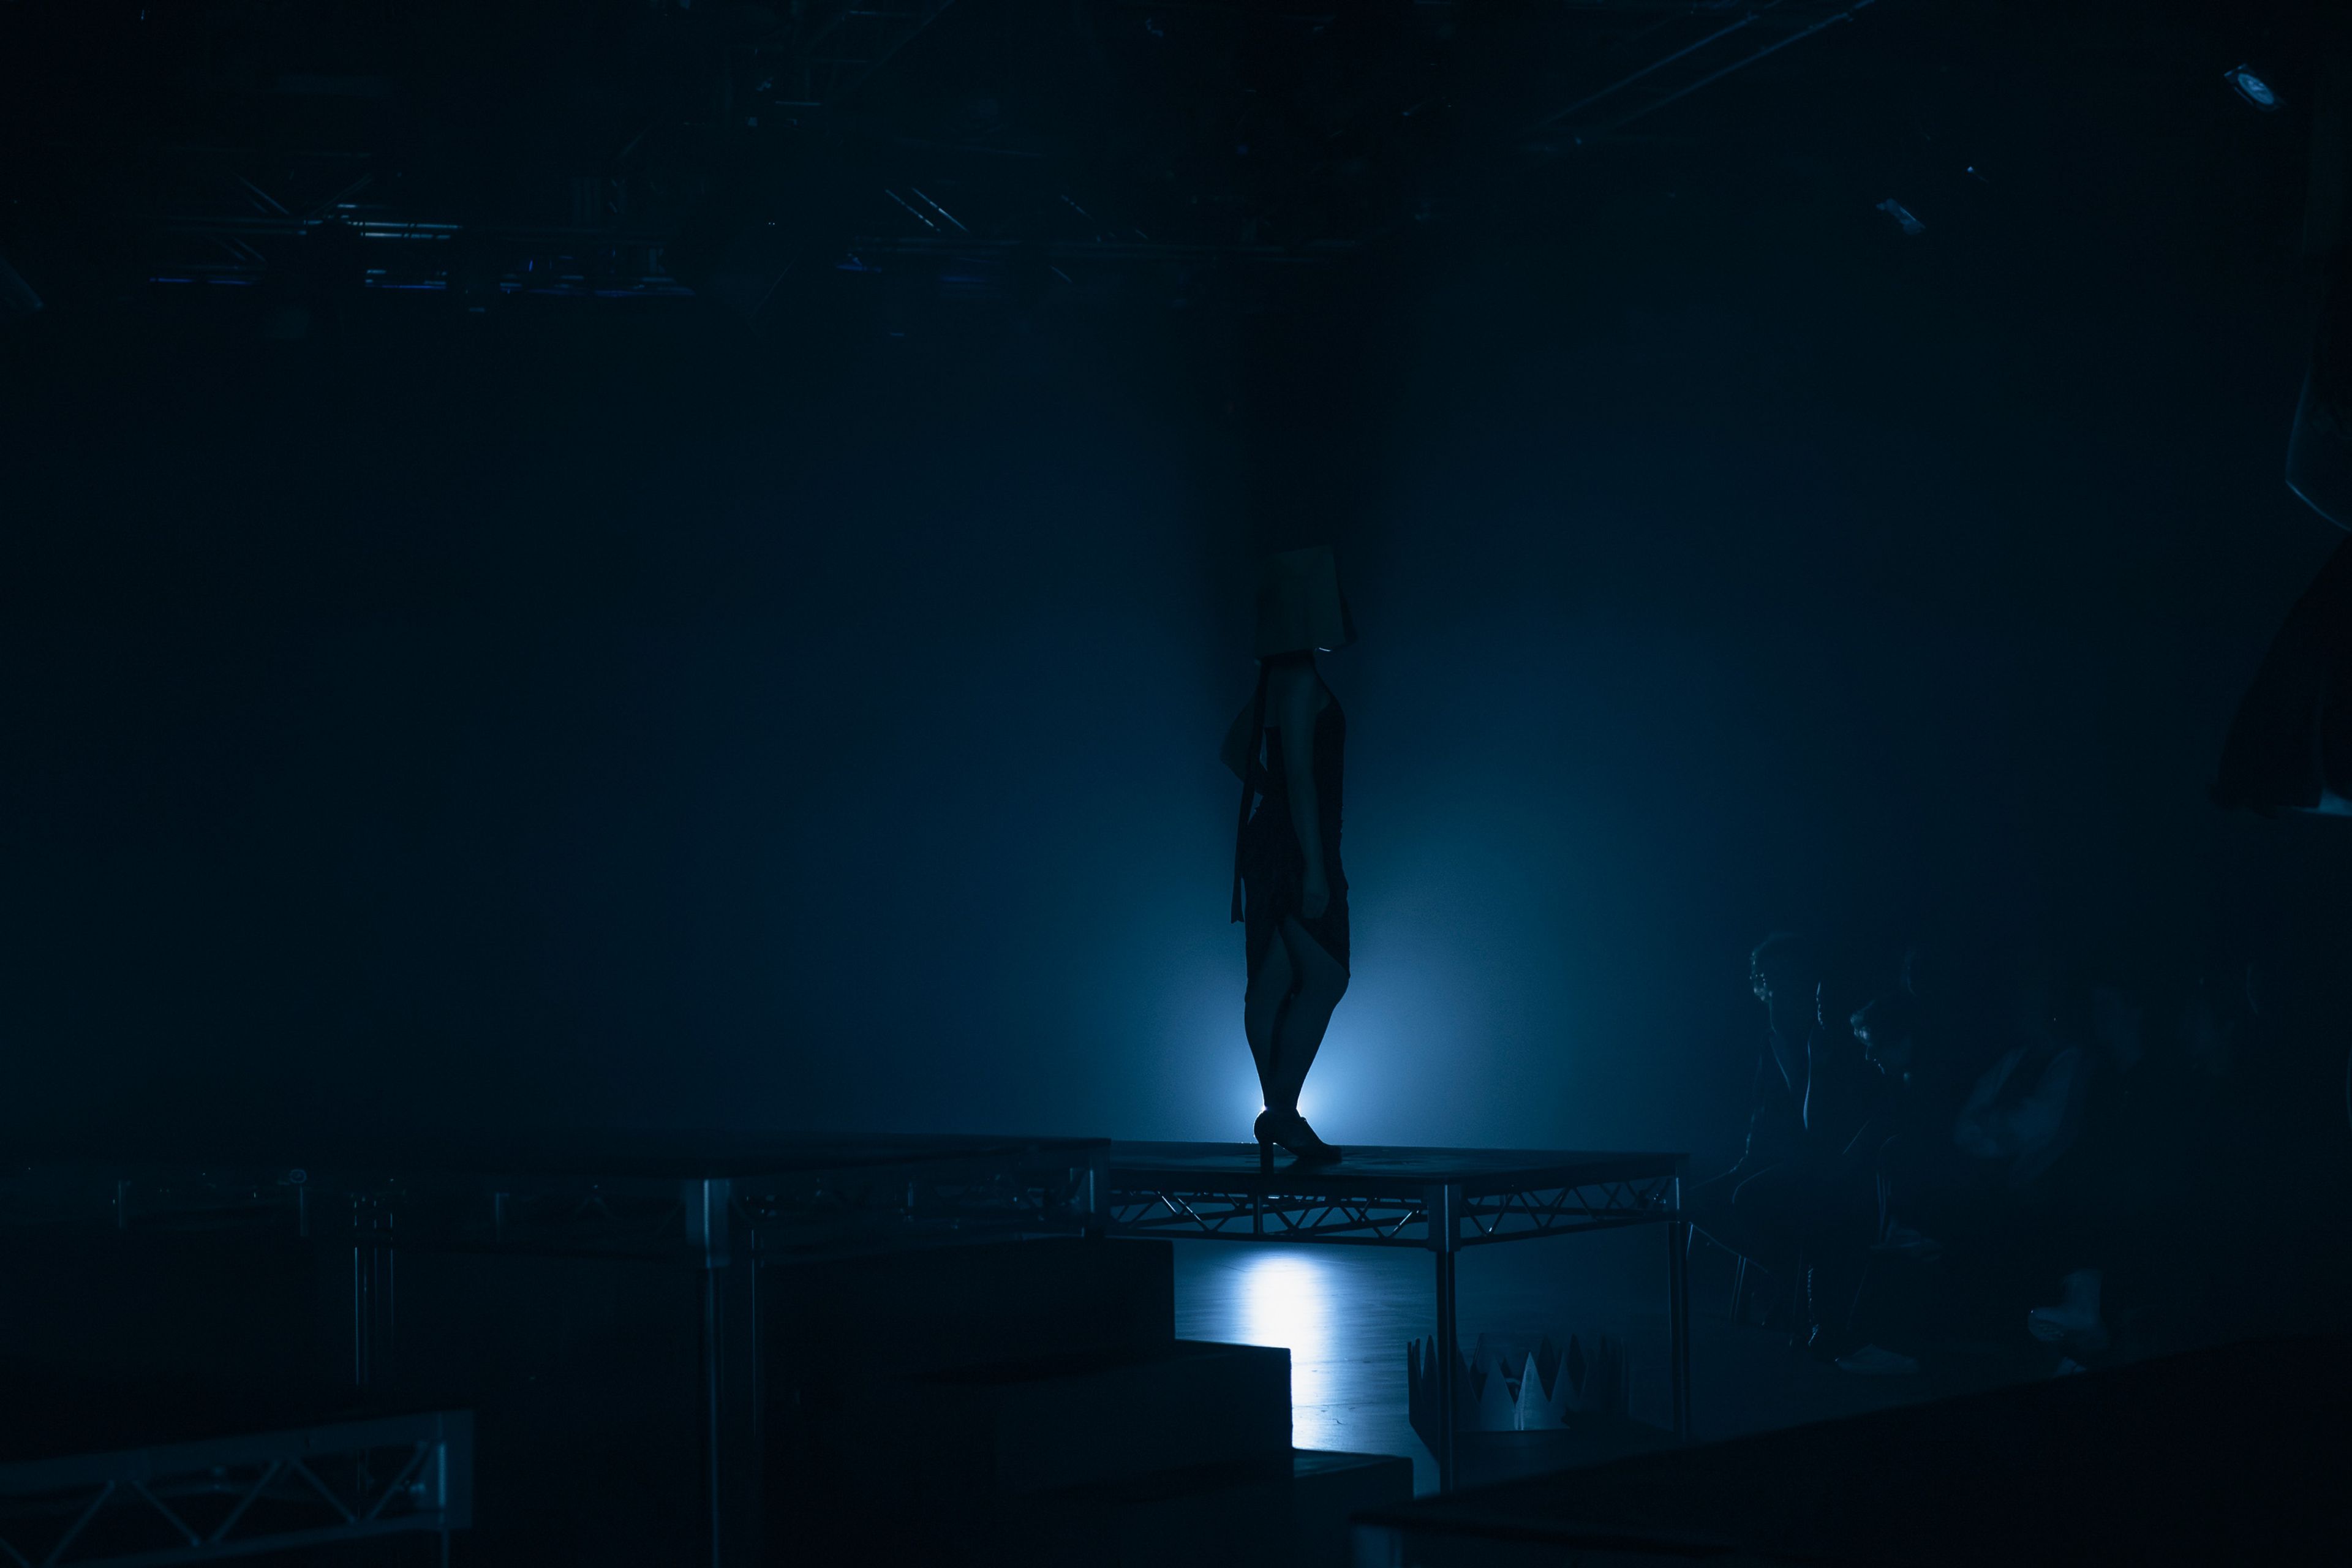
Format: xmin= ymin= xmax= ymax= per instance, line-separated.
xmin=1748 ymin=934 xmax=1821 ymax=1048
xmin=1851 ymin=993 xmax=1920 ymax=1080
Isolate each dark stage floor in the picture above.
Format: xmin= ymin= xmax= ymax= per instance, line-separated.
xmin=1173 ymin=1231 xmax=2030 ymax=1496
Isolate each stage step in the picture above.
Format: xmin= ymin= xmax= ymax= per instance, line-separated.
xmin=1001 ymin=1448 xmax=1417 ymax=1568
xmin=799 ymin=1338 xmax=1291 ymax=1559
xmin=766 ymin=1236 xmax=1174 ymax=1392
xmin=1005 ymin=1455 xmax=1292 ymax=1567
xmin=1294 ymin=1449 xmax=1415 ymax=1568
xmin=845 ymin=1338 xmax=1291 ymax=1498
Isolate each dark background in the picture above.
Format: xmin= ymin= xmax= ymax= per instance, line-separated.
xmin=4 ymin=0 xmax=2347 ymax=1164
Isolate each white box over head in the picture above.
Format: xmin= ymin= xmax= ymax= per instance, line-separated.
xmin=1254 ymin=544 xmax=1358 ymax=657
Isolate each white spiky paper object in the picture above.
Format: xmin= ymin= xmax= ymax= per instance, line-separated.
xmin=1407 ymin=1330 xmax=1627 ymax=1442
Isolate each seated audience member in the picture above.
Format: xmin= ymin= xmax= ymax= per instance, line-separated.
xmin=1835 ymin=972 xmax=2106 ymax=1374
xmin=1804 ymin=967 xmax=1883 ymax=1156
xmin=1894 ymin=941 xmax=1991 ymax=1084
xmin=1969 ymin=984 xmax=2105 ymax=1359
xmin=2019 ymin=978 xmax=2165 ymax=1363
xmin=1684 ymin=934 xmax=1817 ymax=1265
xmin=1951 ymin=986 xmax=2092 ymax=1192
xmin=1746 ymin=934 xmax=1820 ymax=1156
xmin=1823 ymin=991 xmax=1978 ymax=1374
xmin=1689 ymin=936 xmax=1883 ymax=1354
xmin=1849 ymin=992 xmax=1977 ymax=1242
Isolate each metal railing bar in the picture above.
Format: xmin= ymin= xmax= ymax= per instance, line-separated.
xmin=208 ymin=1459 xmax=284 ymax=1544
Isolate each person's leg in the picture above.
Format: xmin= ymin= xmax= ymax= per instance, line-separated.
xmin=1729 ymin=1163 xmax=1814 ymax=1311
xmin=1874 ymin=1133 xmax=1941 ymax=1243
xmin=1733 ymin=1158 xmax=1875 ymax=1355
xmin=1729 ymin=1163 xmax=1807 ymax=1250
xmin=1804 ymin=1169 xmax=1881 ymax=1359
xmin=1731 ymin=1163 xmax=1841 ymax=1349
xmin=1683 ymin=1168 xmax=1754 ymax=1255
xmin=1684 ymin=1163 xmax=1795 ymax=1327
xmin=1695 ymin=1166 xmax=1784 ymax=1265
xmin=1243 ymin=925 xmax=1297 ymax=1111
xmin=2021 ymin=1153 xmax=2109 ymax=1354
xmin=1265 ymin=914 xmax=1349 ymax=1112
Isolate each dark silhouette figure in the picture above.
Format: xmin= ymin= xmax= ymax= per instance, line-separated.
xmin=1688 ymin=934 xmax=1886 ymax=1352
xmin=1224 ymin=546 xmax=1357 ymax=1163
xmin=2221 ymin=37 xmax=2352 ymax=816
xmin=2212 ymin=534 xmax=2352 ymax=816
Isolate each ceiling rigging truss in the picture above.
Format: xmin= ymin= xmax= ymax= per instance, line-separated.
xmin=752 ymin=0 xmax=960 ymax=109
xmin=1525 ymin=0 xmax=1879 ymax=153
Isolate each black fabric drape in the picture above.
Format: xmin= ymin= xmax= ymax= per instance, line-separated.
xmin=2213 ymin=535 xmax=2352 ymax=813
xmin=1229 ymin=662 xmax=1269 ymax=922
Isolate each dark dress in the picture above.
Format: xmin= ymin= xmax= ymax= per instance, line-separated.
xmin=1234 ymin=676 xmax=1350 ymax=982
xmin=2213 ymin=533 xmax=2352 ymax=813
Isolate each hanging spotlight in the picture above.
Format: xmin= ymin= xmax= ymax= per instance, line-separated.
xmin=1875 ymin=198 xmax=1926 ymax=237
xmin=2225 ymin=64 xmax=2282 ymax=113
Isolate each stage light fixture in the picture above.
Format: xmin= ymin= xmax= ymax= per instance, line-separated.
xmin=2226 ymin=65 xmax=2280 ymax=112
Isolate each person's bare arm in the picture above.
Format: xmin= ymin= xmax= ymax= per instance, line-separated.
xmin=2003 ymin=1047 xmax=2086 ymax=1186
xmin=1953 ymin=1047 xmax=2025 ymax=1158
xmin=1270 ymin=663 xmax=1329 ymax=916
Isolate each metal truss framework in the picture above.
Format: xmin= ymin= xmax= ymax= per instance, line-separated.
xmin=751 ymin=0 xmax=960 ymax=108
xmin=77 ymin=0 xmax=1884 ymax=315
xmin=132 ymin=146 xmax=691 ymax=301
xmin=0 ymin=1140 xmax=1107 ymax=1267
xmin=130 ymin=165 xmax=1355 ymax=309
xmin=1524 ymin=0 xmax=1880 ymax=151
xmin=0 ymin=1411 xmax=470 ymax=1568
xmin=1107 ymin=1170 xmax=1675 ymax=1248
xmin=0 ymin=1137 xmax=1107 ymax=1568
xmin=1104 ymin=1145 xmax=1690 ymax=1494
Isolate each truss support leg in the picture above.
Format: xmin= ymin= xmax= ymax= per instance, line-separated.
xmin=1080 ymin=1147 xmax=1108 ymax=1240
xmin=1253 ymin=1141 xmax=1270 ymax=1236
xmin=690 ymin=1179 xmax=763 ymax=1568
xmin=1427 ymin=1182 xmax=1463 ymax=1493
xmin=352 ymin=1199 xmax=394 ymax=1391
xmin=1667 ymin=1170 xmax=1691 ymax=1442
xmin=1433 ymin=1248 xmax=1458 ymax=1491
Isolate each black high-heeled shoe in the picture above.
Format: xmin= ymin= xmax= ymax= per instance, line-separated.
xmin=1254 ymin=1107 xmax=1343 ymax=1164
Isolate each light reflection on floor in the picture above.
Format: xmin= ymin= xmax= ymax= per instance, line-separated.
xmin=1172 ymin=1234 xmax=1948 ymax=1496
xmin=1231 ymin=1251 xmax=1341 ymax=1447
xmin=1178 ymin=1243 xmax=1419 ymax=1461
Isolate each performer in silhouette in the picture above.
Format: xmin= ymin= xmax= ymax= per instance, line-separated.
xmin=1224 ymin=546 xmax=1356 ymax=1163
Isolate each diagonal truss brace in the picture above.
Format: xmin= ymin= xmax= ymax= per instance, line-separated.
xmin=1106 ymin=1172 xmax=1676 ymax=1248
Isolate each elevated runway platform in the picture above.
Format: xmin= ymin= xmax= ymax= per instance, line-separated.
xmin=1 ymin=1131 xmax=1111 ymax=1264
xmin=0 ymin=1132 xmax=1110 ymax=1567
xmin=0 ymin=1133 xmax=1688 ymax=1549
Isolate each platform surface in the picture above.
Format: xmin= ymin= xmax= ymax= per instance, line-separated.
xmin=1109 ymin=1144 xmax=1683 ymax=1197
